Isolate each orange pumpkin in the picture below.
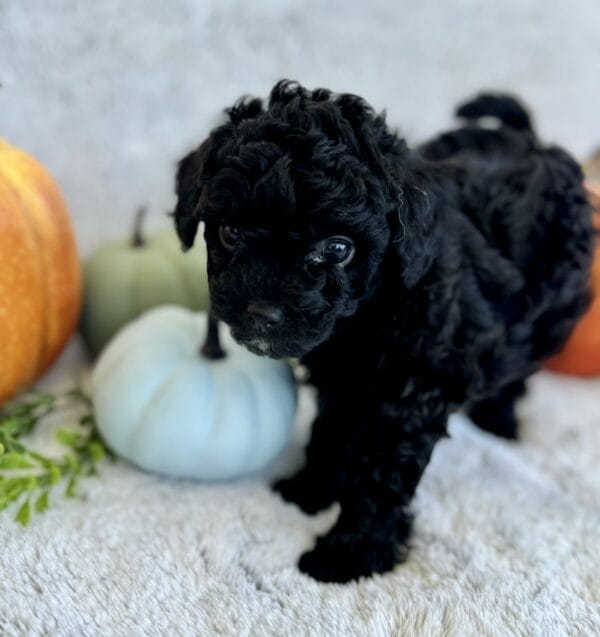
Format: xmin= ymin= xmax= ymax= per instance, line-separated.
xmin=0 ymin=139 xmax=81 ymax=403
xmin=545 ymin=183 xmax=600 ymax=376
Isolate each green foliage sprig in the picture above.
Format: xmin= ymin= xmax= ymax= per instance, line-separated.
xmin=0 ymin=388 xmax=110 ymax=525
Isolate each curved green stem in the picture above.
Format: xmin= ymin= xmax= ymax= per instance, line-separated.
xmin=132 ymin=207 xmax=147 ymax=248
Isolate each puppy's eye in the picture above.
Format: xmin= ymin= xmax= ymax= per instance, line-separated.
xmin=219 ymin=225 xmax=241 ymax=250
xmin=323 ymin=237 xmax=355 ymax=266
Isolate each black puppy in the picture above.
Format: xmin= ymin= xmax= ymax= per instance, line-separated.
xmin=173 ymin=81 xmax=593 ymax=583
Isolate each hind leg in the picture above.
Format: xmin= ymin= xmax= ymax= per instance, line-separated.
xmin=467 ymin=379 xmax=527 ymax=439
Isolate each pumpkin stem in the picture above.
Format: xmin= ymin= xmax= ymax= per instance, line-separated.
xmin=201 ymin=312 xmax=226 ymax=360
xmin=132 ymin=207 xmax=147 ymax=247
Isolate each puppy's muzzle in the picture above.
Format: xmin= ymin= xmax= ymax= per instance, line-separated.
xmin=247 ymin=302 xmax=284 ymax=332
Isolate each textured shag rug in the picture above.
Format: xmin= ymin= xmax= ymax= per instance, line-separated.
xmin=0 ymin=339 xmax=599 ymax=637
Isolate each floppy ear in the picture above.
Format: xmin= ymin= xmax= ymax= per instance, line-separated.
xmin=173 ymin=139 xmax=212 ymax=250
xmin=173 ymin=98 xmax=264 ymax=251
xmin=391 ymin=180 xmax=439 ymax=289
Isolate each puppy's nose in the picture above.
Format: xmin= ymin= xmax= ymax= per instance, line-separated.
xmin=247 ymin=302 xmax=283 ymax=329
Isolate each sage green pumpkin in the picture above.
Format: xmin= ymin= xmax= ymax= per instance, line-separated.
xmin=81 ymin=210 xmax=209 ymax=355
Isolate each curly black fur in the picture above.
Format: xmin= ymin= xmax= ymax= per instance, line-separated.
xmin=173 ymin=81 xmax=594 ymax=583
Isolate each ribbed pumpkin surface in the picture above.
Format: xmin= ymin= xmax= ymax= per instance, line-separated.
xmin=0 ymin=139 xmax=81 ymax=402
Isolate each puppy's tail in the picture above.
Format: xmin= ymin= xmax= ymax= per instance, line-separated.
xmin=456 ymin=93 xmax=533 ymax=132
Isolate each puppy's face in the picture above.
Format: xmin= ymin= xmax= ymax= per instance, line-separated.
xmin=174 ymin=83 xmax=411 ymax=358
xmin=202 ymin=209 xmax=387 ymax=359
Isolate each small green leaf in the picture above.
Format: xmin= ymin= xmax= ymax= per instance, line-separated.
xmin=1 ymin=417 xmax=20 ymax=434
xmin=35 ymin=491 xmax=49 ymax=513
xmin=87 ymin=441 xmax=105 ymax=462
xmin=65 ymin=454 xmax=81 ymax=475
xmin=2 ymin=479 xmax=24 ymax=501
xmin=15 ymin=499 xmax=30 ymax=526
xmin=0 ymin=442 xmax=4 ymax=454
xmin=6 ymin=487 xmax=24 ymax=503
xmin=29 ymin=451 xmax=55 ymax=468
xmin=55 ymin=429 xmax=83 ymax=448
xmin=49 ymin=464 xmax=62 ymax=485
xmin=8 ymin=440 xmax=27 ymax=454
xmin=0 ymin=452 xmax=34 ymax=469
xmin=65 ymin=477 xmax=78 ymax=499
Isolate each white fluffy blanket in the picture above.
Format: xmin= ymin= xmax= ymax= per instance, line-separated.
xmin=0 ymin=339 xmax=599 ymax=637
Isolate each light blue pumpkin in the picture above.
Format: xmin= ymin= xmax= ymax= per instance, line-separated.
xmin=91 ymin=306 xmax=297 ymax=480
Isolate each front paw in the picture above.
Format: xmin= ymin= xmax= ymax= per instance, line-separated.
xmin=273 ymin=470 xmax=336 ymax=514
xmin=298 ymin=533 xmax=404 ymax=583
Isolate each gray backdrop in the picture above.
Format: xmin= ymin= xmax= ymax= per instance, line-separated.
xmin=1 ymin=0 xmax=599 ymax=255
